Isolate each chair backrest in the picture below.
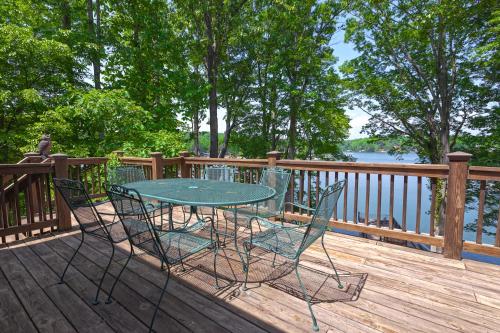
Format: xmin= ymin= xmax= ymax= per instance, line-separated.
xmin=204 ymin=165 xmax=235 ymax=182
xmin=106 ymin=184 xmax=163 ymax=259
xmin=107 ymin=165 xmax=147 ymax=185
xmin=257 ymin=168 xmax=291 ymax=215
xmin=298 ymin=181 xmax=345 ymax=254
xmin=53 ymin=178 xmax=103 ymax=232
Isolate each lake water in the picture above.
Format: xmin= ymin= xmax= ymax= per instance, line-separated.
xmin=300 ymin=152 xmax=493 ymax=245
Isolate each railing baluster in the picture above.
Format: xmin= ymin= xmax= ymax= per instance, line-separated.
xmin=377 ymin=174 xmax=382 ymax=227
xmin=343 ymin=172 xmax=348 ymax=222
xmin=13 ymin=174 xmax=21 ymax=240
xmin=91 ymin=165 xmax=96 ymax=195
xmin=289 ymin=170 xmax=295 ymax=213
xmin=429 ymin=178 xmax=436 ymax=236
xmin=365 ymin=173 xmax=370 ymax=225
xmin=389 ymin=174 xmax=394 ymax=229
xmin=25 ymin=174 xmax=34 ymax=237
xmin=307 ymin=171 xmax=312 ymax=215
xmin=402 ymin=175 xmax=408 ymax=232
xmin=35 ymin=176 xmax=44 ymax=222
xmin=476 ymin=180 xmax=486 ymax=244
xmin=334 ymin=172 xmax=338 ymax=220
xmin=46 ymin=173 xmax=54 ymax=223
xmin=0 ymin=185 xmax=7 ymax=243
xmin=353 ymin=173 xmax=359 ymax=223
xmin=496 ymin=200 xmax=500 ymax=247
xmin=416 ymin=176 xmax=422 ymax=234
xmin=315 ymin=171 xmax=320 ymax=210
xmin=299 ymin=170 xmax=304 ymax=215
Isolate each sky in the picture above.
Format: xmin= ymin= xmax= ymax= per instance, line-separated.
xmin=199 ymin=28 xmax=369 ymax=140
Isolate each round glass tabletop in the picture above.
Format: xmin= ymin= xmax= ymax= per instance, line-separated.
xmin=124 ymin=178 xmax=276 ymax=207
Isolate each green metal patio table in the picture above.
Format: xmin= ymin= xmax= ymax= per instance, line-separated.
xmin=123 ymin=178 xmax=276 ymax=268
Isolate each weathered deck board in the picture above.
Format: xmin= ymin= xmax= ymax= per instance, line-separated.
xmin=0 ymin=206 xmax=499 ymax=333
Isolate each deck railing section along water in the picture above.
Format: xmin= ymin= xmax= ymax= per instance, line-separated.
xmin=1 ymin=150 xmax=499 ymax=261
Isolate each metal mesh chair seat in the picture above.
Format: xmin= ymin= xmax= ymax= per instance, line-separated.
xmin=136 ymin=231 xmax=213 ymax=265
xmin=88 ymin=218 xmax=150 ymax=242
xmin=246 ymin=225 xmax=307 ymax=259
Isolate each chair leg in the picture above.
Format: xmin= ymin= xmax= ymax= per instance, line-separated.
xmin=242 ymin=243 xmax=252 ymax=291
xmin=294 ymin=261 xmax=319 ymax=332
xmin=105 ymin=242 xmax=133 ymax=304
xmin=213 ymin=243 xmax=221 ymax=289
xmin=59 ymin=231 xmax=84 ymax=284
xmin=149 ymin=267 xmax=170 ymax=333
xmin=93 ymin=243 xmax=115 ymax=305
xmin=321 ymin=235 xmax=343 ymax=289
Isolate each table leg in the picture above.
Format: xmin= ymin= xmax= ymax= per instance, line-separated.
xmin=232 ymin=206 xmax=248 ymax=271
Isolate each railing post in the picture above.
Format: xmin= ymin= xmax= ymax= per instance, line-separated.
xmin=179 ymin=151 xmax=191 ymax=178
xmin=150 ymin=152 xmax=164 ymax=180
xmin=51 ymin=153 xmax=72 ymax=231
xmin=23 ymin=152 xmax=40 ymax=162
xmin=443 ymin=152 xmax=472 ymax=260
xmin=267 ymin=151 xmax=281 ymax=167
xmin=24 ymin=153 xmax=41 ymax=212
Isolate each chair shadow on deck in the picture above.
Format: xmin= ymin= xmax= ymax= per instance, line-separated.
xmin=175 ymin=243 xmax=367 ymax=305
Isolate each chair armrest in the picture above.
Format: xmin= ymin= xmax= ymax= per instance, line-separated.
xmin=286 ymin=202 xmax=315 ymax=212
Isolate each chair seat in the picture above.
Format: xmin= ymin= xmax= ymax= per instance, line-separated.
xmin=245 ymin=226 xmax=306 ymax=259
xmin=137 ymin=230 xmax=213 ymax=265
xmin=223 ymin=205 xmax=279 ymax=227
xmin=88 ymin=218 xmax=150 ymax=243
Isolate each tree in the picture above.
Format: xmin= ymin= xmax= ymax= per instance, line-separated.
xmin=342 ymin=0 xmax=497 ymax=164
xmin=232 ymin=0 xmax=348 ymax=159
xmin=0 ymin=24 xmax=78 ymax=161
xmin=174 ymin=0 xmax=248 ymax=157
xmin=342 ymin=0 xmax=498 ymax=236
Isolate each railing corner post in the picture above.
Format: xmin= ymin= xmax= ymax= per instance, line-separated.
xmin=443 ymin=151 xmax=472 ymax=260
xmin=150 ymin=152 xmax=164 ymax=180
xmin=50 ymin=153 xmax=72 ymax=231
xmin=179 ymin=151 xmax=191 ymax=178
xmin=267 ymin=151 xmax=282 ymax=168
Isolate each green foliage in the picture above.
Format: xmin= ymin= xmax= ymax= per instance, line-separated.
xmin=342 ymin=138 xmax=403 ymax=152
xmin=123 ymin=130 xmax=187 ymax=158
xmin=21 ymin=89 xmax=149 ymax=157
xmin=342 ymin=0 xmax=497 ymax=164
xmin=0 ymin=24 xmax=78 ymax=161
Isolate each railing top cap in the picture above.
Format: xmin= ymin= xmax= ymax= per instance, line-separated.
xmin=24 ymin=152 xmax=40 ymax=157
xmin=49 ymin=153 xmax=68 ymax=159
xmin=150 ymin=152 xmax=163 ymax=157
xmin=267 ymin=151 xmax=282 ymax=157
xmin=447 ymin=151 xmax=472 ymax=162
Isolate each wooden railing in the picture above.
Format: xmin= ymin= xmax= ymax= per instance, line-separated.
xmin=0 ymin=156 xmax=57 ymax=243
xmin=1 ymin=150 xmax=498 ymax=260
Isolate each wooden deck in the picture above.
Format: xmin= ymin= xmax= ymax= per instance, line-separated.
xmin=1 ymin=207 xmax=500 ymax=333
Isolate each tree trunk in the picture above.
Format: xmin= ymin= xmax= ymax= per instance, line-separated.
xmin=193 ymin=110 xmax=200 ymax=156
xmin=87 ymin=0 xmax=101 ymax=89
xmin=61 ymin=1 xmax=71 ymax=29
xmin=204 ymin=11 xmax=218 ymax=157
xmin=287 ymin=103 xmax=297 ymax=159
xmin=218 ymin=106 xmax=232 ymax=158
xmin=94 ymin=0 xmax=101 ymax=89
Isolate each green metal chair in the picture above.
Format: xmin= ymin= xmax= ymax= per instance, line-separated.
xmin=222 ymin=167 xmax=292 ymax=230
xmin=204 ymin=165 xmax=236 ymax=182
xmin=53 ymin=178 xmax=143 ymax=306
xmin=243 ymin=181 xmax=346 ymax=332
xmin=107 ymin=184 xmax=220 ymax=333
xmin=108 ymin=165 xmax=191 ymax=230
